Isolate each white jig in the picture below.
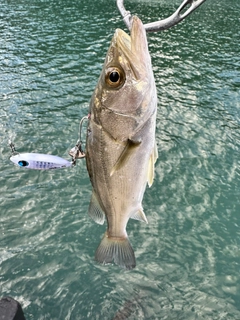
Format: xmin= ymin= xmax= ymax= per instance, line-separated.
xmin=10 ymin=153 xmax=72 ymax=170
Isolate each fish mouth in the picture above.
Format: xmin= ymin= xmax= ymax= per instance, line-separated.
xmin=114 ymin=28 xmax=131 ymax=51
xmin=112 ymin=16 xmax=151 ymax=79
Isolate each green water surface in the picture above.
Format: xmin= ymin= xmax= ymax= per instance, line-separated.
xmin=0 ymin=0 xmax=240 ymax=319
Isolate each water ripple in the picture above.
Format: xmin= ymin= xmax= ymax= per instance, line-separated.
xmin=1 ymin=0 xmax=240 ymax=319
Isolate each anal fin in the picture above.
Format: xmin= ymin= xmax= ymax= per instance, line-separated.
xmin=88 ymin=190 xmax=105 ymax=225
xmin=130 ymin=208 xmax=148 ymax=224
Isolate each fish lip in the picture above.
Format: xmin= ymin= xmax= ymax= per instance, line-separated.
xmin=114 ymin=28 xmax=131 ymax=51
xmin=114 ymin=16 xmax=146 ymax=50
xmin=112 ymin=16 xmax=150 ymax=80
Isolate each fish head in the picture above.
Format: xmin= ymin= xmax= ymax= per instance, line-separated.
xmin=90 ymin=16 xmax=157 ymax=139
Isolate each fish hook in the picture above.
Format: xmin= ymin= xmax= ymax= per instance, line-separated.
xmin=116 ymin=0 xmax=207 ymax=32
xmin=69 ymin=115 xmax=89 ymax=165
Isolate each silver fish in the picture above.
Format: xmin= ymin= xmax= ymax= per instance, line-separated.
xmin=86 ymin=16 xmax=158 ymax=269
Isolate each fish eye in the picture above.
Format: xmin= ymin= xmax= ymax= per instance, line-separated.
xmin=109 ymin=71 xmax=120 ymax=83
xmin=105 ymin=67 xmax=125 ymax=88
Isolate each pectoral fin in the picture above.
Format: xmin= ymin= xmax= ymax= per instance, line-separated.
xmin=110 ymin=139 xmax=141 ymax=176
xmin=88 ymin=190 xmax=105 ymax=225
xmin=147 ymin=141 xmax=158 ymax=187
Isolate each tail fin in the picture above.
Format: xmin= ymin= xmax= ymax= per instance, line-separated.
xmin=95 ymin=233 xmax=136 ymax=270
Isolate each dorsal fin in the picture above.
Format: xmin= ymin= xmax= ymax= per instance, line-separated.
xmin=147 ymin=141 xmax=158 ymax=187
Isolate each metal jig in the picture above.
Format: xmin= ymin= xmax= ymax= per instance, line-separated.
xmin=9 ymin=141 xmax=72 ymax=170
xmin=116 ymin=0 xmax=207 ymax=32
xmin=69 ymin=115 xmax=89 ymax=165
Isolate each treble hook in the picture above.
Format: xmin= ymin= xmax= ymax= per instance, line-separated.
xmin=69 ymin=115 xmax=89 ymax=164
xmin=116 ymin=0 xmax=207 ymax=32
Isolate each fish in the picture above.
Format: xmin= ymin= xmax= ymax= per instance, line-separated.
xmin=112 ymin=298 xmax=136 ymax=320
xmin=85 ymin=16 xmax=158 ymax=269
xmin=112 ymin=295 xmax=139 ymax=320
xmin=10 ymin=153 xmax=72 ymax=169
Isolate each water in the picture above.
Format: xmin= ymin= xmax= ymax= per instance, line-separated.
xmin=0 ymin=0 xmax=240 ymax=318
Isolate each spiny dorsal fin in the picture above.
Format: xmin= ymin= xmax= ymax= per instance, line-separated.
xmin=147 ymin=141 xmax=158 ymax=187
xmin=88 ymin=190 xmax=105 ymax=225
xmin=110 ymin=139 xmax=141 ymax=176
xmin=130 ymin=208 xmax=148 ymax=224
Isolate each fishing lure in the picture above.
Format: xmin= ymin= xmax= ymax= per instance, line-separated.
xmin=9 ymin=116 xmax=88 ymax=170
xmin=10 ymin=153 xmax=72 ymax=170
